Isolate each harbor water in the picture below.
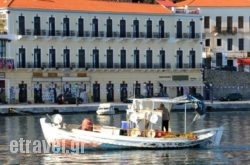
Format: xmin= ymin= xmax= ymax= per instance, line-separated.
xmin=0 ymin=111 xmax=250 ymax=164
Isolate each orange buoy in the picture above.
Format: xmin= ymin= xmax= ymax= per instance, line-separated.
xmin=81 ymin=118 xmax=93 ymax=131
xmin=155 ymin=130 xmax=166 ymax=138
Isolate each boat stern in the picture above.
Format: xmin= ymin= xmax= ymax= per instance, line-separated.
xmin=211 ymin=126 xmax=224 ymax=146
xmin=193 ymin=126 xmax=224 ymax=147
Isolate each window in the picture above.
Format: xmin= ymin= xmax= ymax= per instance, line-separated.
xmin=146 ymin=19 xmax=152 ymax=38
xmin=78 ymin=49 xmax=85 ymax=68
xmin=238 ymin=16 xmax=244 ymax=29
xmin=120 ymin=49 xmax=126 ymax=68
xmin=176 ymin=20 xmax=182 ymax=38
xmin=215 ymin=17 xmax=221 ymax=32
xmin=189 ymin=50 xmax=195 ymax=68
xmin=205 ymin=39 xmax=210 ymax=47
xmin=120 ymin=19 xmax=126 ymax=37
xmin=18 ymin=15 xmax=25 ymax=35
xmin=18 ymin=47 xmax=26 ymax=68
xmin=0 ymin=40 xmax=6 ymax=58
xmin=189 ymin=21 xmax=195 ymax=38
xmin=0 ymin=13 xmax=7 ymax=34
xmin=92 ymin=48 xmax=99 ymax=68
xmin=158 ymin=19 xmax=164 ymax=38
xmin=134 ymin=49 xmax=140 ymax=68
xmin=227 ymin=38 xmax=233 ymax=51
xmin=34 ymin=15 xmax=41 ymax=36
xmin=92 ymin=17 xmax=98 ymax=37
xmin=106 ymin=48 xmax=113 ymax=68
xmin=176 ymin=49 xmax=183 ymax=68
xmin=217 ymin=39 xmax=222 ymax=46
xmin=34 ymin=47 xmax=41 ymax=68
xmin=146 ymin=49 xmax=152 ymax=68
xmin=159 ymin=50 xmax=165 ymax=68
xmin=216 ymin=53 xmax=222 ymax=67
xmin=106 ymin=17 xmax=112 ymax=37
xmin=63 ymin=17 xmax=70 ymax=36
xmin=133 ymin=19 xmax=139 ymax=38
xmin=204 ymin=16 xmax=210 ymax=29
xmin=63 ymin=48 xmax=70 ymax=68
xmin=49 ymin=48 xmax=56 ymax=68
xmin=48 ymin=16 xmax=55 ymax=36
xmin=239 ymin=38 xmax=244 ymax=51
xmin=78 ymin=17 xmax=84 ymax=37
xmin=227 ymin=16 xmax=233 ymax=32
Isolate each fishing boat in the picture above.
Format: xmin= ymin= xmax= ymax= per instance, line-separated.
xmin=96 ymin=103 xmax=116 ymax=115
xmin=40 ymin=95 xmax=224 ymax=152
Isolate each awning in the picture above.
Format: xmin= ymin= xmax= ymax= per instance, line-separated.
xmin=62 ymin=77 xmax=90 ymax=82
xmin=0 ymin=34 xmax=22 ymax=41
xmin=160 ymin=80 xmax=204 ymax=87
xmin=32 ymin=77 xmax=90 ymax=82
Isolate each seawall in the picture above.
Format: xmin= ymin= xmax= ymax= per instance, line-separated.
xmin=0 ymin=100 xmax=250 ymax=116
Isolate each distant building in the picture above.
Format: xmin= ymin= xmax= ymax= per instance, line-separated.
xmin=160 ymin=0 xmax=250 ymax=70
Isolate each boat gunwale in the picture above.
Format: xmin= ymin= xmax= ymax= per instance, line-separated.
xmin=40 ymin=118 xmax=216 ymax=143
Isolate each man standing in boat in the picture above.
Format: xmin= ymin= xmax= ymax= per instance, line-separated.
xmin=158 ymin=103 xmax=170 ymax=132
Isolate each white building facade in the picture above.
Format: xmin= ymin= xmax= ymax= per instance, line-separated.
xmin=203 ymin=7 xmax=250 ymax=71
xmin=0 ymin=1 xmax=204 ymax=103
xmin=178 ymin=3 xmax=250 ymax=70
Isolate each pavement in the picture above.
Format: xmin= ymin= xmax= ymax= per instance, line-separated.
xmin=205 ymin=100 xmax=250 ymax=111
xmin=0 ymin=100 xmax=250 ymax=115
xmin=0 ymin=102 xmax=128 ymax=115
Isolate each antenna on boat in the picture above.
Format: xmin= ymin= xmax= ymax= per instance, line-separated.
xmin=46 ymin=114 xmax=53 ymax=121
xmin=184 ymin=103 xmax=187 ymax=133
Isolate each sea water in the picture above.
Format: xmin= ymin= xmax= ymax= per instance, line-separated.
xmin=0 ymin=111 xmax=250 ymax=164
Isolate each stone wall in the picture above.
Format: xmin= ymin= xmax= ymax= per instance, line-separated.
xmin=204 ymin=70 xmax=250 ymax=100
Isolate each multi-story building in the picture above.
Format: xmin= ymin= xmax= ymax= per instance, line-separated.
xmin=164 ymin=0 xmax=250 ymax=71
xmin=0 ymin=0 xmax=203 ymax=103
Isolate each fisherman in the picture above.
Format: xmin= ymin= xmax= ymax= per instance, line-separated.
xmin=157 ymin=103 xmax=170 ymax=132
xmin=81 ymin=118 xmax=93 ymax=131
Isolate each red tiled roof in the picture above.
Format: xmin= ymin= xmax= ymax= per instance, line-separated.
xmin=156 ymin=0 xmax=176 ymax=7
xmin=0 ymin=0 xmax=172 ymax=14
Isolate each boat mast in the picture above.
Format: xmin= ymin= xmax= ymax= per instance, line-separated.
xmin=184 ymin=103 xmax=187 ymax=133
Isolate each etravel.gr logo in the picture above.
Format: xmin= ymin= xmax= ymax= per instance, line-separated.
xmin=9 ymin=138 xmax=85 ymax=154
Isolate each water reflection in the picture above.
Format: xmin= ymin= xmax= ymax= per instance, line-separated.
xmin=37 ymin=149 xmax=249 ymax=164
xmin=0 ymin=111 xmax=250 ymax=164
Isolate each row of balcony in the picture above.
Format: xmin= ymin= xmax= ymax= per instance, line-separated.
xmin=16 ymin=62 xmax=203 ymax=70
xmin=211 ymin=26 xmax=238 ymax=35
xmin=17 ymin=29 xmax=202 ymax=40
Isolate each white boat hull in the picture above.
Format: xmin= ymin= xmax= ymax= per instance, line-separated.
xmin=96 ymin=110 xmax=115 ymax=115
xmin=96 ymin=103 xmax=116 ymax=115
xmin=40 ymin=118 xmax=224 ymax=151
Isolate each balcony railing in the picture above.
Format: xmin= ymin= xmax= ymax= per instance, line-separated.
xmin=15 ymin=61 xmax=202 ymax=70
xmin=14 ymin=62 xmax=202 ymax=69
xmin=176 ymin=33 xmax=201 ymax=39
xmin=213 ymin=26 xmax=238 ymax=35
xmin=221 ymin=27 xmax=237 ymax=35
xmin=17 ymin=29 xmax=173 ymax=40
